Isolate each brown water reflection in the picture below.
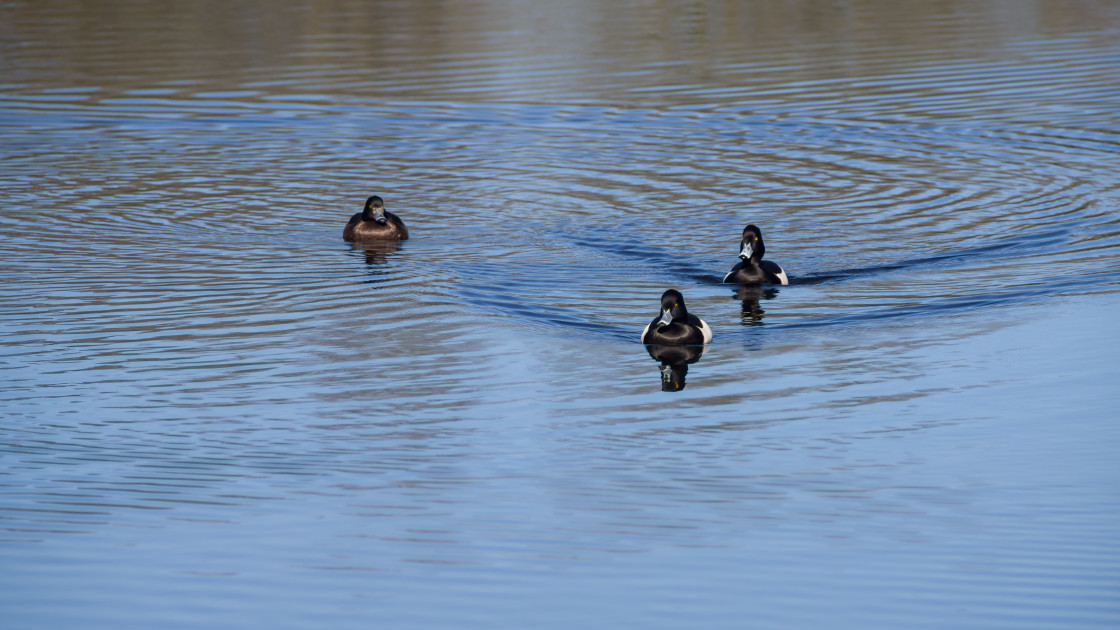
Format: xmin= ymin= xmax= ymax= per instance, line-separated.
xmin=3 ymin=0 xmax=1117 ymax=104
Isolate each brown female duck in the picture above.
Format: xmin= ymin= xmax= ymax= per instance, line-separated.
xmin=343 ymin=195 xmax=409 ymax=242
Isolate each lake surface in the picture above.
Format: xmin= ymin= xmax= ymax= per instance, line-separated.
xmin=2 ymin=1 xmax=1119 ymax=627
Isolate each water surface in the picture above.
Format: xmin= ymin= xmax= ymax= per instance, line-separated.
xmin=2 ymin=1 xmax=1120 ymax=628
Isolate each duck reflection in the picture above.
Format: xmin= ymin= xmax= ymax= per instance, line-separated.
xmin=351 ymin=239 xmax=402 ymax=267
xmin=734 ymin=284 xmax=779 ymax=325
xmin=645 ymin=343 xmax=705 ymax=392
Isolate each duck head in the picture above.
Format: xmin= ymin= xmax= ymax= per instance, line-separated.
xmin=738 ymin=224 xmax=766 ymax=262
xmin=363 ymin=195 xmax=388 ymax=224
xmin=656 ymin=289 xmax=689 ymax=328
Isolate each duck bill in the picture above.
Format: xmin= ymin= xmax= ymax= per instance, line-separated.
xmin=738 ymin=241 xmax=754 ymax=261
xmin=373 ymin=208 xmax=387 ymax=224
xmin=657 ymin=308 xmax=673 ymax=328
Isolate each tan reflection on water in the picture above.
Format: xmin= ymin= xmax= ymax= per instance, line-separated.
xmin=3 ymin=0 xmax=1116 ymax=102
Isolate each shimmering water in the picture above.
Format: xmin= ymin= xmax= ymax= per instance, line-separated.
xmin=2 ymin=1 xmax=1120 ymax=628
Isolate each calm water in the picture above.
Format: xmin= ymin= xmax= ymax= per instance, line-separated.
xmin=3 ymin=1 xmax=1120 ymax=627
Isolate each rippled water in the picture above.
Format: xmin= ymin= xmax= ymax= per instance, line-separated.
xmin=3 ymin=1 xmax=1120 ymax=628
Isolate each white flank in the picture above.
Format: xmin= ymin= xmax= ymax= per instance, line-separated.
xmin=774 ymin=267 xmax=789 ymax=285
xmin=698 ymin=318 xmax=713 ymax=343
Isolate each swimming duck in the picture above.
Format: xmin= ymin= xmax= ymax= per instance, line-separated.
xmin=343 ymin=195 xmax=409 ymax=242
xmin=641 ymin=289 xmax=712 ymax=345
xmin=722 ymin=224 xmax=788 ymax=285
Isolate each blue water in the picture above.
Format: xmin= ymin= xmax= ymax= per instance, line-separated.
xmin=2 ymin=1 xmax=1119 ymax=628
